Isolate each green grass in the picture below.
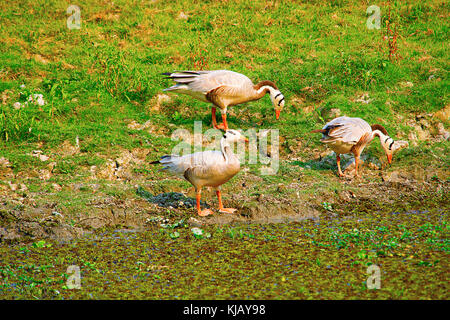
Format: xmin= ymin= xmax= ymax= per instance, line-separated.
xmin=0 ymin=0 xmax=448 ymax=146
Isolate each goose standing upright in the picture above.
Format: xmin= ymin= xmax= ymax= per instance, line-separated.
xmin=311 ymin=116 xmax=401 ymax=177
xmin=162 ymin=70 xmax=285 ymax=130
xmin=151 ymin=129 xmax=248 ymax=216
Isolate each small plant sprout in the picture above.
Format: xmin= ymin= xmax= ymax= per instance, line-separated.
xmin=191 ymin=227 xmax=203 ymax=238
xmin=191 ymin=227 xmax=211 ymax=239
xmin=322 ymin=202 xmax=333 ymax=211
xmin=32 ymin=240 xmax=52 ymax=248
xmin=169 ymin=231 xmax=180 ymax=239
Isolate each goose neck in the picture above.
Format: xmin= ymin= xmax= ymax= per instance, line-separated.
xmin=222 ymin=138 xmax=237 ymax=162
xmin=372 ymin=129 xmax=393 ymax=149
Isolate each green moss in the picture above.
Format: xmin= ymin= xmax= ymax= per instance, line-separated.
xmin=1 ymin=201 xmax=448 ymax=299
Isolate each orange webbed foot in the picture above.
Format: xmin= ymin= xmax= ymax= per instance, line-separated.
xmin=338 ymin=172 xmax=352 ymax=179
xmin=198 ymin=209 xmax=214 ymax=217
xmin=219 ymin=208 xmax=237 ymax=214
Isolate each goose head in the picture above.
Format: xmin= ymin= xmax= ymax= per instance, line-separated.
xmin=372 ymin=124 xmax=396 ymax=165
xmin=223 ymin=129 xmax=249 ymax=144
xmin=381 ymin=139 xmax=409 ymax=164
xmin=380 ymin=136 xmax=395 ymax=164
xmin=270 ymin=90 xmax=285 ymax=120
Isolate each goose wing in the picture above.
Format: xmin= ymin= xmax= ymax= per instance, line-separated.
xmin=158 ymin=150 xmax=226 ymax=179
xmin=163 ymin=70 xmax=253 ymax=95
xmin=321 ymin=117 xmax=371 ymax=144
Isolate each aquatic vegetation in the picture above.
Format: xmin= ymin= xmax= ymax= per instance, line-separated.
xmin=1 ymin=204 xmax=448 ymax=300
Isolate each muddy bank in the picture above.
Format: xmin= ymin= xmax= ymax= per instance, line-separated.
xmin=0 ymin=172 xmax=447 ymax=244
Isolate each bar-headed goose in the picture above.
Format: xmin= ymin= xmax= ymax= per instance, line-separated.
xmin=312 ymin=116 xmax=404 ymax=177
xmin=162 ymin=70 xmax=285 ymax=130
xmin=151 ymin=129 xmax=248 ymax=216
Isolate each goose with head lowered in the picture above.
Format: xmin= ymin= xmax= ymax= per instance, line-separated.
xmin=162 ymin=70 xmax=285 ymax=130
xmin=151 ymin=129 xmax=248 ymax=216
xmin=311 ymin=116 xmax=406 ymax=177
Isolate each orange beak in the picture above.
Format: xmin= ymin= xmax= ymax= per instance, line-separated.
xmin=387 ymin=154 xmax=392 ymax=164
xmin=275 ymin=110 xmax=281 ymax=120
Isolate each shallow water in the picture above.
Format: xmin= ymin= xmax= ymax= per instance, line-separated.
xmin=1 ymin=202 xmax=448 ymax=299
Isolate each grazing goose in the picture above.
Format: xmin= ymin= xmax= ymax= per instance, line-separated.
xmin=312 ymin=116 xmax=401 ymax=177
xmin=162 ymin=70 xmax=285 ymax=130
xmin=151 ymin=129 xmax=248 ymax=216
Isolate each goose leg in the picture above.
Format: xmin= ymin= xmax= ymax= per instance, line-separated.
xmin=196 ymin=189 xmax=213 ymax=217
xmin=354 ymin=155 xmax=360 ymax=177
xmin=219 ymin=113 xmax=228 ymax=131
xmin=211 ymin=107 xmax=228 ymax=130
xmin=216 ymin=189 xmax=237 ymax=214
xmin=211 ymin=107 xmax=219 ymax=129
xmin=336 ymin=154 xmax=345 ymax=177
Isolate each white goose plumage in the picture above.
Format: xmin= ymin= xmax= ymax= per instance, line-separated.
xmin=152 ymin=129 xmax=248 ymax=216
xmin=312 ymin=116 xmax=400 ymax=177
xmin=162 ymin=70 xmax=285 ymax=130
